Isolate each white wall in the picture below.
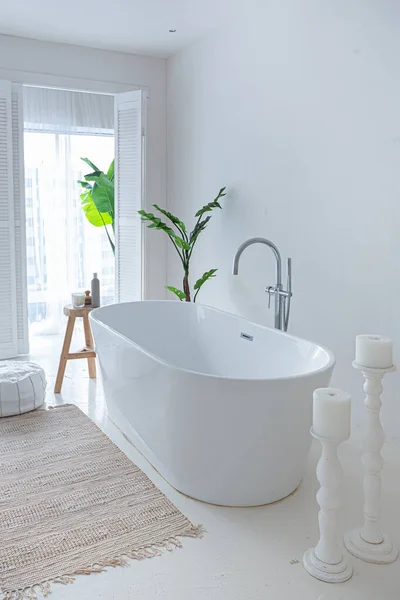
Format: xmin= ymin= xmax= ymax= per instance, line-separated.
xmin=0 ymin=34 xmax=167 ymax=299
xmin=167 ymin=1 xmax=400 ymax=442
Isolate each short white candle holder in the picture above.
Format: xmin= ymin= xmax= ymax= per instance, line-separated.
xmin=344 ymin=362 xmax=398 ymax=564
xmin=303 ymin=429 xmax=353 ymax=583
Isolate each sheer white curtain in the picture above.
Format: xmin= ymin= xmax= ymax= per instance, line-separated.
xmin=24 ymin=86 xmax=114 ymax=133
xmin=23 ymin=86 xmax=115 ymax=335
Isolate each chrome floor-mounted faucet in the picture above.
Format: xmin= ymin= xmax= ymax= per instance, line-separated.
xmin=232 ymin=237 xmax=292 ymax=331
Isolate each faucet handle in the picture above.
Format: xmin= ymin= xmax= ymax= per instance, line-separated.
xmin=266 ymin=286 xmax=275 ymax=309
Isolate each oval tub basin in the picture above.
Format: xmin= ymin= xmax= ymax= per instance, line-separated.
xmin=90 ymin=301 xmax=335 ymax=507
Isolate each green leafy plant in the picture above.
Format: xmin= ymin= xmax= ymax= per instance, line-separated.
xmin=78 ymin=157 xmax=115 ymax=254
xmin=139 ymin=187 xmax=226 ymax=302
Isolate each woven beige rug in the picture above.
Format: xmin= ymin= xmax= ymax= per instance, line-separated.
xmin=0 ymin=404 xmax=202 ymax=599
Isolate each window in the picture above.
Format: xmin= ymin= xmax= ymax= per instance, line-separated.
xmin=24 ymin=124 xmax=114 ymax=335
xmin=0 ymin=82 xmax=142 ymax=358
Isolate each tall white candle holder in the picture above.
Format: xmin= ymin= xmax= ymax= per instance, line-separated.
xmin=344 ymin=362 xmax=398 ymax=564
xmin=303 ymin=429 xmax=353 ymax=583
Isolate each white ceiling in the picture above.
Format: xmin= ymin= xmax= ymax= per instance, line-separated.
xmin=0 ymin=0 xmax=248 ymax=58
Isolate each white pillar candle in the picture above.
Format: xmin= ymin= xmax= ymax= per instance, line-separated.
xmin=313 ymin=388 xmax=351 ymax=440
xmin=355 ymin=334 xmax=393 ymax=369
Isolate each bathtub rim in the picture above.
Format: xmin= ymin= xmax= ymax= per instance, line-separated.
xmin=90 ymin=300 xmax=335 ymax=383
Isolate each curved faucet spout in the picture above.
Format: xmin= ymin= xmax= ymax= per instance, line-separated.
xmin=232 ymin=237 xmax=292 ymax=331
xmin=232 ymin=237 xmax=282 ymax=286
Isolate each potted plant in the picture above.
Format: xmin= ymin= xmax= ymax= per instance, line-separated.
xmin=78 ymin=157 xmax=115 ymax=254
xmin=139 ymin=187 xmax=226 ymax=302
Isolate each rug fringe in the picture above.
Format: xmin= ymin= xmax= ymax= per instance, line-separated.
xmin=185 ymin=524 xmax=206 ymax=538
xmin=37 ymin=404 xmax=75 ymax=413
xmin=1 ymin=525 xmax=204 ymax=600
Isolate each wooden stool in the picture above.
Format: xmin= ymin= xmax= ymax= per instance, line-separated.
xmin=55 ymin=305 xmax=96 ymax=393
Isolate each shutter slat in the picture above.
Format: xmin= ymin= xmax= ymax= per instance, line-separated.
xmin=115 ymin=91 xmax=143 ymax=303
xmin=0 ymin=80 xmax=18 ymax=359
xmin=12 ymin=84 xmax=29 ymax=354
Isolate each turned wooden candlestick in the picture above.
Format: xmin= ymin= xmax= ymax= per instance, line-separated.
xmin=303 ymin=429 xmax=353 ymax=583
xmin=344 ymin=362 xmax=398 ymax=564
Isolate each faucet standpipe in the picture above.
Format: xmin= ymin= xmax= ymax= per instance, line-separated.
xmin=266 ymin=285 xmax=292 ymax=321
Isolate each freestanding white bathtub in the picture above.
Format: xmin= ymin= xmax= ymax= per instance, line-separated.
xmin=90 ymin=301 xmax=335 ymax=507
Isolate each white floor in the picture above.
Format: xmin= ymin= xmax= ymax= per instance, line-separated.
xmin=20 ymin=333 xmax=400 ymax=600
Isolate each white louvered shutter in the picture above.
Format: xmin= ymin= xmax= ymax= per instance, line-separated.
xmin=12 ymin=84 xmax=29 ymax=354
xmin=0 ymin=80 xmax=18 ymax=359
xmin=115 ymin=90 xmax=143 ymax=303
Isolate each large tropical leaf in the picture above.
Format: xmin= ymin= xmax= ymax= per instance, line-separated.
xmin=195 ymin=187 xmax=226 ymax=218
xmin=153 ymin=204 xmax=187 ymax=233
xmin=81 ymin=157 xmax=101 ymax=172
xmin=83 ymin=172 xmax=114 ymax=216
xmin=79 ymin=158 xmax=115 ymax=254
xmin=173 ymin=236 xmax=190 ymax=251
xmin=80 ymin=190 xmax=113 ymax=227
xmin=193 ymin=269 xmax=218 ymax=302
xmin=165 ymin=286 xmax=186 ymax=301
xmin=91 ymin=180 xmax=114 ymax=216
xmin=190 ymin=216 xmax=211 ymax=244
xmin=78 ymin=179 xmax=92 ymax=190
xmin=138 ymin=210 xmax=190 ymax=250
xmin=107 ymin=159 xmax=115 ymax=181
xmin=139 ymin=211 xmax=175 ymax=236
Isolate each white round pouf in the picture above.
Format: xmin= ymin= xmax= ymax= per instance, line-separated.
xmin=0 ymin=361 xmax=46 ymax=417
